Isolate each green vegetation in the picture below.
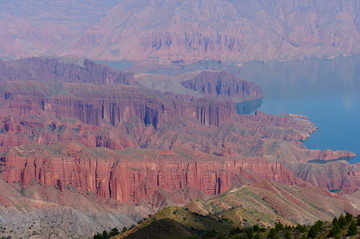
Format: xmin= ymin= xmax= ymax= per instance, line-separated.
xmin=93 ymin=227 xmax=121 ymax=239
xmin=93 ymin=208 xmax=360 ymax=239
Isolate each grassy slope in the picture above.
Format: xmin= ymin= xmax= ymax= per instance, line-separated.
xmin=113 ymin=206 xmax=233 ymax=239
xmin=185 ymin=181 xmax=357 ymax=227
xmin=112 ymin=209 xmax=360 ymax=239
xmin=124 ymin=219 xmax=191 ymax=239
xmin=107 ymin=180 xmax=360 ymax=239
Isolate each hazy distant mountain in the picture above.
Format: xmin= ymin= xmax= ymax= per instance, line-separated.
xmin=1 ymin=0 xmax=360 ymax=63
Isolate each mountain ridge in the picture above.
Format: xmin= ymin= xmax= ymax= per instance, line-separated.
xmin=1 ymin=0 xmax=360 ymax=63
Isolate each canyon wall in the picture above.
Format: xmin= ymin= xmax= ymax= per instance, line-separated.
xmin=181 ymin=71 xmax=263 ymax=100
xmin=0 ymin=58 xmax=357 ymax=222
xmin=0 ymin=144 xmax=299 ymax=204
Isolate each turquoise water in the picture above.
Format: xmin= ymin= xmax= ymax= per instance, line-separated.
xmin=259 ymin=94 xmax=360 ymax=163
xmin=236 ymin=56 xmax=360 ymax=163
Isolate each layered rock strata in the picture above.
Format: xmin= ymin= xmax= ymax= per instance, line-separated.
xmin=1 ymin=144 xmax=301 ymax=203
xmin=181 ymin=71 xmax=263 ymax=100
xmin=0 ymin=57 xmax=357 ymax=223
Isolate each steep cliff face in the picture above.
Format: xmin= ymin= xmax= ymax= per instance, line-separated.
xmin=0 ymin=69 xmax=353 ymax=163
xmin=181 ymin=71 xmax=263 ymax=101
xmin=0 ymin=144 xmax=300 ymax=204
xmin=0 ymin=57 xmax=135 ymax=85
xmin=0 ymin=80 xmax=324 ymax=159
xmin=0 ymin=80 xmax=236 ymax=135
xmin=2 ymin=144 xmax=358 ymax=239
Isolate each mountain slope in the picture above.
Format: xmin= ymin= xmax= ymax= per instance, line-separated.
xmin=1 ymin=0 xmax=360 ymax=63
xmin=185 ymin=180 xmax=360 ymax=226
xmin=112 ymin=181 xmax=360 ymax=239
xmin=0 ymin=179 xmax=147 ymax=239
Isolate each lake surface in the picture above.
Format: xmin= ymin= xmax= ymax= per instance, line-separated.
xmin=101 ymin=56 xmax=360 ymax=163
xmin=236 ymin=56 xmax=360 ymax=163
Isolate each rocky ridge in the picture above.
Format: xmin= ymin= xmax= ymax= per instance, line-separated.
xmin=1 ymin=0 xmax=360 ymax=63
xmin=0 ymin=57 xmax=135 ymax=85
xmin=185 ymin=180 xmax=360 ymax=226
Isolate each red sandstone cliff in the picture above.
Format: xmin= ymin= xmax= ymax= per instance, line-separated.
xmin=0 ymin=143 xmax=301 ymax=204
xmin=181 ymin=71 xmax=263 ymax=101
xmin=0 ymin=79 xmax=342 ymax=162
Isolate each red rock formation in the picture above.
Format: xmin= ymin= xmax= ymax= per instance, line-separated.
xmin=0 ymin=57 xmax=357 ymax=207
xmin=181 ymin=71 xmax=263 ymax=101
xmin=0 ymin=74 xmax=240 ymax=126
xmin=0 ymin=144 xmax=300 ymax=203
xmin=0 ymin=78 xmax=353 ymax=162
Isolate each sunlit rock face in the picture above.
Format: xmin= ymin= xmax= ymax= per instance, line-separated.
xmin=1 ymin=144 xmax=299 ymax=203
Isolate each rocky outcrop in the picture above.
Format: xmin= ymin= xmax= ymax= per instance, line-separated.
xmin=0 ymin=81 xmax=236 ymax=136
xmin=2 ymin=143 xmax=357 ymax=205
xmin=0 ymin=144 xmax=300 ymax=204
xmin=286 ymin=161 xmax=360 ymax=194
xmin=181 ymin=71 xmax=263 ymax=101
xmin=0 ymin=57 xmax=135 ymax=85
